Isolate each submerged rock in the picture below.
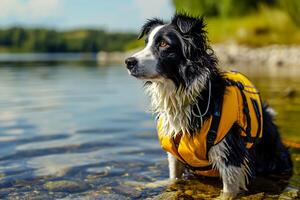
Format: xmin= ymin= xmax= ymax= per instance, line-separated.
xmin=97 ymin=193 xmax=130 ymax=200
xmin=151 ymin=191 xmax=177 ymax=200
xmin=113 ymin=185 xmax=142 ymax=198
xmin=43 ymin=180 xmax=88 ymax=192
xmin=149 ymin=178 xmax=221 ymax=199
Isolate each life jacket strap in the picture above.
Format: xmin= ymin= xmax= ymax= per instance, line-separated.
xmin=226 ymin=79 xmax=261 ymax=145
xmin=206 ymin=99 xmax=222 ymax=159
xmin=237 ymin=81 xmax=253 ymax=142
xmin=250 ymin=98 xmax=262 ymax=144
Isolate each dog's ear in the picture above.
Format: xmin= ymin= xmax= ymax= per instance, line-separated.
xmin=138 ymin=18 xmax=164 ymax=39
xmin=172 ymin=13 xmax=205 ymax=35
xmin=172 ymin=13 xmax=209 ymax=60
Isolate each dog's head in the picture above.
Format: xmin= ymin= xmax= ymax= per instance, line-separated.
xmin=125 ymin=13 xmax=217 ymax=88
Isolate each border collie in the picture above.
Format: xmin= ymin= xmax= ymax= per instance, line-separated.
xmin=125 ymin=14 xmax=292 ymax=199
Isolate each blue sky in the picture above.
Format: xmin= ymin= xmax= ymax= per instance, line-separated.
xmin=0 ymin=0 xmax=174 ymax=31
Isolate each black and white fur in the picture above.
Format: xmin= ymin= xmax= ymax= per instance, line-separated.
xmin=125 ymin=14 xmax=292 ymax=199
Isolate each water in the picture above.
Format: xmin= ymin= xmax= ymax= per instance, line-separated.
xmin=0 ymin=61 xmax=299 ymax=199
xmin=0 ymin=53 xmax=97 ymax=62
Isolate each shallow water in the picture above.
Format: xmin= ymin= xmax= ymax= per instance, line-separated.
xmin=0 ymin=62 xmax=299 ymax=199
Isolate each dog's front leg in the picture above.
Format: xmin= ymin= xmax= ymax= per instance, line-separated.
xmin=167 ymin=152 xmax=184 ymax=179
xmin=219 ymin=177 xmax=240 ymax=200
xmin=209 ymin=139 xmax=252 ymax=200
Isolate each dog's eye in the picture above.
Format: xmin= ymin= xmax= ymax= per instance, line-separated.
xmin=159 ymin=40 xmax=168 ymax=48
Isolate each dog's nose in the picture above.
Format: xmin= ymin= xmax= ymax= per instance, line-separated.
xmin=125 ymin=57 xmax=138 ymax=70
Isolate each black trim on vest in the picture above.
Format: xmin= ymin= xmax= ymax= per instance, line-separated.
xmin=251 ymin=98 xmax=262 ymax=144
xmin=206 ymin=100 xmax=222 ymax=159
xmin=236 ymin=81 xmax=252 ymax=143
xmin=225 ymin=79 xmax=259 ymax=146
xmin=187 ymin=164 xmax=213 ymax=171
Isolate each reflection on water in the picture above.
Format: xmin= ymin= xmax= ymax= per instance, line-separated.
xmin=0 ymin=62 xmax=299 ymax=199
xmin=0 ymin=53 xmax=97 ymax=62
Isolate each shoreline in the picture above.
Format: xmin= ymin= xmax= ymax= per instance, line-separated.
xmin=213 ymin=44 xmax=300 ymax=68
xmin=97 ymin=44 xmax=300 ymax=76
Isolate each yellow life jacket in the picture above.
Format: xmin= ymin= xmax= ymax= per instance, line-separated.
xmin=157 ymin=71 xmax=263 ymax=177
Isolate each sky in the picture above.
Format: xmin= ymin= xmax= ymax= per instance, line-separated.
xmin=0 ymin=0 xmax=174 ymax=32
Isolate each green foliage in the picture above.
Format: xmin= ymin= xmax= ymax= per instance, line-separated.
xmin=172 ymin=0 xmax=300 ymax=25
xmin=0 ymin=27 xmax=137 ymax=53
xmin=124 ymin=39 xmax=144 ymax=51
xmin=172 ymin=0 xmax=277 ymax=17
xmin=278 ymin=0 xmax=300 ymax=26
xmin=206 ymin=8 xmax=300 ymax=46
xmin=172 ymin=0 xmax=218 ymax=17
xmin=171 ymin=0 xmax=300 ymax=46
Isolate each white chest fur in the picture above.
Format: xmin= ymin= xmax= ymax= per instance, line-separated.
xmin=145 ymin=71 xmax=209 ymax=137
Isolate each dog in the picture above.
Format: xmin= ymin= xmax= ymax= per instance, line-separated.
xmin=125 ymin=13 xmax=292 ymax=199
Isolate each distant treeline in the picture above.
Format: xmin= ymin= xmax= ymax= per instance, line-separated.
xmin=0 ymin=27 xmax=137 ymax=53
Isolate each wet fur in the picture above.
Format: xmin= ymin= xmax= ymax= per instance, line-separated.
xmin=127 ymin=13 xmax=293 ymax=198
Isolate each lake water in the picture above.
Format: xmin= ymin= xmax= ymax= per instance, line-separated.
xmin=0 ymin=61 xmax=299 ymax=199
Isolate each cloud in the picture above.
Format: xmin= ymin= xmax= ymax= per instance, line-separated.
xmin=0 ymin=0 xmax=63 ymax=22
xmin=133 ymin=0 xmax=174 ymax=20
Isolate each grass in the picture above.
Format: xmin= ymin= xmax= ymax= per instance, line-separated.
xmin=207 ymin=7 xmax=300 ymax=46
xmin=126 ymin=7 xmax=300 ymax=50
